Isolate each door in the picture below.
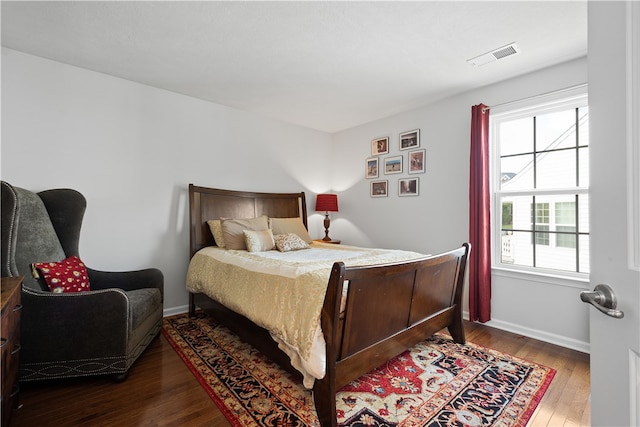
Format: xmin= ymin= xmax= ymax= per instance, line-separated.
xmin=588 ymin=2 xmax=640 ymax=426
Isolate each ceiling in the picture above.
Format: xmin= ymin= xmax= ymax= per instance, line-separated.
xmin=1 ymin=1 xmax=587 ymax=133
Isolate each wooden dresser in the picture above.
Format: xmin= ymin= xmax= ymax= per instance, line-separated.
xmin=1 ymin=276 xmax=23 ymax=426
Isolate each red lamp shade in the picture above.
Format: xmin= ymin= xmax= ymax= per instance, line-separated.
xmin=315 ymin=194 xmax=339 ymax=212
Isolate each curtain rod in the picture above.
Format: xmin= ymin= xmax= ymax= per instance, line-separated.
xmin=482 ymin=82 xmax=588 ymax=113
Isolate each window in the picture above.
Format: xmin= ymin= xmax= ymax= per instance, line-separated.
xmin=492 ymin=90 xmax=589 ymax=276
xmin=555 ymin=201 xmax=577 ymax=249
xmin=532 ymin=202 xmax=549 ymax=246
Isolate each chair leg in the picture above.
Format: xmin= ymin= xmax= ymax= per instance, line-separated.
xmin=111 ymin=372 xmax=129 ymax=383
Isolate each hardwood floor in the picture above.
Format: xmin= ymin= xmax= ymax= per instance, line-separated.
xmin=10 ymin=320 xmax=590 ymax=426
xmin=463 ymin=323 xmax=591 ymax=427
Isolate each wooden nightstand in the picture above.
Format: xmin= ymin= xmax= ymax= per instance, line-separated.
xmin=314 ymin=239 xmax=341 ymax=244
xmin=2 ymin=276 xmax=23 ymax=427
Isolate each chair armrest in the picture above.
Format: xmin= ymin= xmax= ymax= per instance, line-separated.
xmin=87 ymin=267 xmax=164 ymax=301
xmin=20 ymin=287 xmax=132 ymax=361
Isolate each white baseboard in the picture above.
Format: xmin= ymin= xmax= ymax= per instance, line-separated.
xmin=163 ymin=305 xmax=189 ymax=318
xmin=463 ymin=311 xmax=590 ymax=354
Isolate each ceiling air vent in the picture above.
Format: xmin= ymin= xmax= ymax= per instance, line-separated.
xmin=467 ymin=42 xmax=520 ymax=67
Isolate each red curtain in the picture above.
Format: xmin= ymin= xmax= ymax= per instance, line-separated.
xmin=469 ymin=104 xmax=491 ymax=323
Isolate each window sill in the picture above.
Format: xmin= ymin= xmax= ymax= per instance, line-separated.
xmin=492 ymin=266 xmax=590 ymax=290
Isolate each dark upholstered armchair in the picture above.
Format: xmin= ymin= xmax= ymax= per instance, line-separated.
xmin=1 ymin=181 xmax=164 ymax=381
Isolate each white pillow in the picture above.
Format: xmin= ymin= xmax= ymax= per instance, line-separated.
xmin=274 ymin=233 xmax=310 ymax=252
xmin=243 ymin=229 xmax=275 ymax=252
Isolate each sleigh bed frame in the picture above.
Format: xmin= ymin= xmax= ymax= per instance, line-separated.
xmin=187 ymin=184 xmax=470 ymax=427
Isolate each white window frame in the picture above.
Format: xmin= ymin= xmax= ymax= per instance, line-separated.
xmin=490 ymin=86 xmax=589 ymax=281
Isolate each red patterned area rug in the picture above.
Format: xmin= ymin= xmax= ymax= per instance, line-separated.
xmin=162 ymin=312 xmax=555 ymax=427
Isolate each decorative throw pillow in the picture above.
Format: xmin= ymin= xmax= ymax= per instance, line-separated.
xmin=274 ymin=233 xmax=310 ymax=252
xmin=32 ymin=255 xmax=91 ymax=293
xmin=221 ymin=216 xmax=270 ymax=250
xmin=269 ymin=217 xmax=313 ymax=244
xmin=207 ymin=219 xmax=226 ymax=248
xmin=243 ymin=229 xmax=276 ymax=252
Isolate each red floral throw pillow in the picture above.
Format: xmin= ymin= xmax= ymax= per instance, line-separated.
xmin=32 ymin=255 xmax=91 ymax=293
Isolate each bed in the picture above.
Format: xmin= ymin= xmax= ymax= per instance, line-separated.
xmin=186 ymin=184 xmax=470 ymax=427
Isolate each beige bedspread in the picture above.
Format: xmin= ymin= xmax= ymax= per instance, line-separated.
xmin=185 ymin=242 xmax=426 ymax=387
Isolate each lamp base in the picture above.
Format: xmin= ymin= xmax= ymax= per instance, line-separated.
xmin=323 ymin=213 xmax=332 ymax=241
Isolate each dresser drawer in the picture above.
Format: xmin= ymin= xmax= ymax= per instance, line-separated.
xmin=1 ymin=293 xmax=21 ymax=340
xmin=2 ymin=276 xmax=23 ymax=427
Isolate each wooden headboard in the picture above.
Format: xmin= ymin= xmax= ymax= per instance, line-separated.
xmin=188 ymin=184 xmax=308 ymax=257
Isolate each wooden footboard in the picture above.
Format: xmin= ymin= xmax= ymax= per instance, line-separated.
xmin=313 ymin=243 xmax=470 ymax=427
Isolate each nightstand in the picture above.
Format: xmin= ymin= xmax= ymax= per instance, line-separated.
xmin=2 ymin=276 xmax=23 ymax=427
xmin=314 ymin=239 xmax=341 ymax=244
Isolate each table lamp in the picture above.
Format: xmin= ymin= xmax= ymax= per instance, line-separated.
xmin=315 ymin=194 xmax=339 ymax=241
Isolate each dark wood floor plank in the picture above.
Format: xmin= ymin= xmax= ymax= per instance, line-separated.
xmin=10 ymin=320 xmax=590 ymax=427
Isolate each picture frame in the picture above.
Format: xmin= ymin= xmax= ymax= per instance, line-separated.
xmin=371 ymin=137 xmax=389 ymax=156
xmin=399 ymin=129 xmax=420 ymax=150
xmin=408 ymin=149 xmax=426 ymax=174
xmin=365 ymin=157 xmax=379 ymax=179
xmin=370 ymin=180 xmax=388 ymax=197
xmin=399 ymin=177 xmax=420 ymax=196
xmin=384 ymin=156 xmax=403 ymax=174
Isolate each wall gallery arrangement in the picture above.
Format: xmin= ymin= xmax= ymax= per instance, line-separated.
xmin=366 ymin=129 xmax=424 ymax=197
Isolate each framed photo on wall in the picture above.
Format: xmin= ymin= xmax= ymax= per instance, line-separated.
xmin=371 ymin=137 xmax=389 ymax=156
xmin=365 ymin=157 xmax=379 ymax=179
xmin=399 ymin=177 xmax=419 ymax=196
xmin=399 ymin=129 xmax=420 ymax=150
xmin=384 ymin=156 xmax=403 ymax=174
xmin=408 ymin=149 xmax=426 ymax=174
xmin=370 ymin=180 xmax=388 ymax=197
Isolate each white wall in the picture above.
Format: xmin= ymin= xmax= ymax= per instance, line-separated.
xmin=1 ymin=48 xmax=333 ymax=315
xmin=2 ymin=47 xmax=590 ymax=352
xmin=331 ymin=56 xmax=590 ymax=352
